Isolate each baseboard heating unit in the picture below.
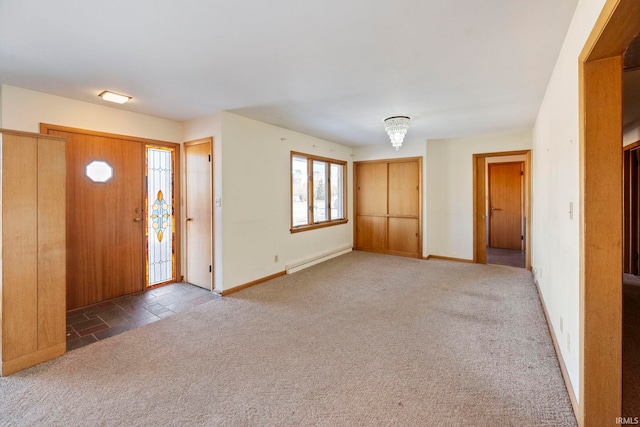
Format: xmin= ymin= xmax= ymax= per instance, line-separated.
xmin=285 ymin=246 xmax=353 ymax=274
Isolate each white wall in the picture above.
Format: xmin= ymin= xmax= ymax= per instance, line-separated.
xmin=426 ymin=130 xmax=532 ymax=260
xmin=532 ymin=0 xmax=608 ymax=402
xmin=0 ymin=85 xmax=182 ymax=142
xmin=186 ymin=112 xmax=354 ymax=291
xmin=353 ymin=137 xmax=428 ymax=255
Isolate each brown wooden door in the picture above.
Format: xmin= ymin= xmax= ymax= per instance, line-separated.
xmin=354 ymin=158 xmax=421 ymax=258
xmin=185 ymin=139 xmax=213 ymax=290
xmin=47 ymin=129 xmax=145 ymax=310
xmin=355 ymin=162 xmax=388 ymax=251
xmin=388 ymin=161 xmax=420 ymax=255
xmin=488 ymin=162 xmax=523 ymax=250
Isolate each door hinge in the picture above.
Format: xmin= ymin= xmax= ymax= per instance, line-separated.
xmin=209 ymin=265 xmax=212 ymax=273
xmin=521 ymin=235 xmax=524 ymax=240
xmin=208 ymin=154 xmax=211 ymax=162
xmin=520 ymin=171 xmax=524 ymax=176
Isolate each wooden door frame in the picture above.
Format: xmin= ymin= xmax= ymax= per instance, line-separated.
xmin=353 ymin=156 xmax=423 ymax=258
xmin=40 ymin=123 xmax=182 ymax=287
xmin=473 ymin=150 xmax=531 ymax=269
xmin=184 ymin=137 xmax=214 ymax=290
xmin=578 ymin=1 xmax=640 ymax=425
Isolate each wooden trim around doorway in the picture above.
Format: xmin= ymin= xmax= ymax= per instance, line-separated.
xmin=578 ymin=0 xmax=640 ymax=425
xmin=39 ymin=123 xmax=182 ymax=285
xmin=472 ymin=150 xmax=531 ymax=269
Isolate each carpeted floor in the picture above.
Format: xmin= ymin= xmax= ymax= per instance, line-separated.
xmin=0 ymin=252 xmax=576 ymax=426
xmin=624 ymin=276 xmax=640 ymax=417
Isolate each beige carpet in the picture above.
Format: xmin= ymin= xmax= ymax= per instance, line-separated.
xmin=0 ymin=252 xmax=576 ymax=426
xmin=624 ymin=278 xmax=640 ymax=417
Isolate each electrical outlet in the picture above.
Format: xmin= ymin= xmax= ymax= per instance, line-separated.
xmin=215 ymin=197 xmax=221 ymax=207
xmin=274 ymin=255 xmax=278 ymax=263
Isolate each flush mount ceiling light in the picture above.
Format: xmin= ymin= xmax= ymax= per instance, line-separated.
xmin=98 ymin=90 xmax=131 ymax=104
xmin=383 ymin=116 xmax=411 ymax=151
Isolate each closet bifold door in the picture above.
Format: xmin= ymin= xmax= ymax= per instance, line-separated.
xmin=355 ymin=162 xmax=388 ymax=252
xmin=387 ymin=160 xmax=420 ymax=256
xmin=0 ymin=129 xmax=66 ymax=376
xmin=354 ymin=157 xmax=421 ymax=258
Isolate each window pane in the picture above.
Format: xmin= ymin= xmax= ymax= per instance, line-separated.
xmin=313 ymin=160 xmax=328 ymax=222
xmin=330 ymin=163 xmax=344 ymax=220
xmin=292 ymin=156 xmax=308 ymax=226
xmin=147 ymin=147 xmax=174 ymax=286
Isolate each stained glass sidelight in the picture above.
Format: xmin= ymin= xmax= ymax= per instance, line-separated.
xmin=147 ymin=147 xmax=174 ymax=286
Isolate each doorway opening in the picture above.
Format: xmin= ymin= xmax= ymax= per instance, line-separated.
xmin=39 ymin=123 xmax=181 ymax=310
xmin=487 ymin=159 xmax=525 ymax=268
xmin=146 ymin=145 xmax=177 ymax=288
xmin=578 ymin=0 xmax=640 ymax=423
xmin=622 ymin=33 xmax=640 ymax=421
xmin=473 ymin=150 xmax=531 ymax=269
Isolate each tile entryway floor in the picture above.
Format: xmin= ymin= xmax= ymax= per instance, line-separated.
xmin=66 ymin=283 xmax=218 ymax=351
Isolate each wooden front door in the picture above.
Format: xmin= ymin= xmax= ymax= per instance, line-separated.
xmin=185 ymin=138 xmax=213 ymax=290
xmin=488 ymin=162 xmax=523 ymax=250
xmin=355 ymin=158 xmax=421 ymax=258
xmin=43 ymin=127 xmax=145 ymax=310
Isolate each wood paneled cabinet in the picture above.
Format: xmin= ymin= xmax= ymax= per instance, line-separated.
xmin=0 ymin=129 xmax=66 ymax=376
xmin=354 ymin=158 xmax=421 ymax=258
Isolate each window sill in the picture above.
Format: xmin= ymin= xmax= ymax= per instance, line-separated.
xmin=290 ymin=219 xmax=348 ymax=233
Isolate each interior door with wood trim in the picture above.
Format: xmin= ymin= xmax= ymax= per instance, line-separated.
xmin=45 ymin=128 xmax=145 ymax=310
xmin=488 ymin=162 xmax=523 ymax=250
xmin=185 ymin=139 xmax=213 ymax=290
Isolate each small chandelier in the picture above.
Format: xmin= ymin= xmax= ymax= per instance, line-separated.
xmin=384 ymin=116 xmax=411 ymax=150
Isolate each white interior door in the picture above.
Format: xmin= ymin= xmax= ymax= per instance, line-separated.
xmin=185 ymin=138 xmax=213 ymax=290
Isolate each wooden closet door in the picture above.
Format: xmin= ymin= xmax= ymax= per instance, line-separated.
xmin=354 ymin=158 xmax=421 ymax=258
xmin=356 ymin=162 xmax=387 ymax=251
xmin=2 ymin=135 xmax=39 ymax=361
xmin=388 ymin=161 xmax=420 ymax=255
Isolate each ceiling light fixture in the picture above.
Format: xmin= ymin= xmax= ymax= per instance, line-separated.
xmin=98 ymin=91 xmax=131 ymax=104
xmin=384 ymin=116 xmax=411 ymax=150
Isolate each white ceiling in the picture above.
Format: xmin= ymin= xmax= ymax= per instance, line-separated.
xmin=0 ymin=0 xmax=578 ymax=146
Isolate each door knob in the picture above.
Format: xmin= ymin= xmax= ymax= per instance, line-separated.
xmin=186 ymin=218 xmax=193 ymax=221
xmin=490 ymin=207 xmax=501 ymax=212
xmin=133 ymin=217 xmax=142 ymax=222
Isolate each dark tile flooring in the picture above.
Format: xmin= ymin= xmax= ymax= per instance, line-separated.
xmin=486 ymin=247 xmax=526 ymax=268
xmin=66 ymin=283 xmax=218 ymax=351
